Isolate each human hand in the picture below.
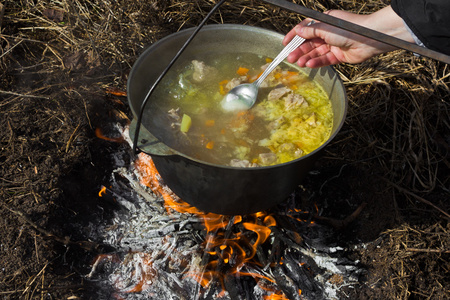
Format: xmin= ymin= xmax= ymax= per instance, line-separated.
xmin=283 ymin=6 xmax=414 ymax=68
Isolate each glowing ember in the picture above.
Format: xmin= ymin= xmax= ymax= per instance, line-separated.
xmin=98 ymin=185 xmax=107 ymax=197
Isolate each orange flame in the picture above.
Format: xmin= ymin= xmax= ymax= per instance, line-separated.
xmin=98 ymin=185 xmax=107 ymax=197
xmin=260 ymin=285 xmax=301 ymax=300
xmin=95 ymin=127 xmax=124 ymax=143
xmin=106 ymin=87 xmax=127 ymax=97
xmin=263 ymin=293 xmax=289 ymax=300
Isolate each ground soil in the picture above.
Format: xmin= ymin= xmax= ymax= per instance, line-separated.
xmin=1 ymin=1 xmax=449 ymax=299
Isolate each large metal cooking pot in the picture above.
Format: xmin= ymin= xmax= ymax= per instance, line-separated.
xmin=127 ymin=24 xmax=347 ymax=215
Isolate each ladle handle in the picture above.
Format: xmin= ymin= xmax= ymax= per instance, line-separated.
xmin=254 ymin=32 xmax=308 ymax=87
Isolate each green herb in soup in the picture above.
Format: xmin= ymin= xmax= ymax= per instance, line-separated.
xmin=155 ymin=53 xmax=333 ymax=167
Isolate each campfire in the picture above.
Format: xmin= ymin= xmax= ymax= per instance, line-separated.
xmin=88 ymin=124 xmax=362 ymax=300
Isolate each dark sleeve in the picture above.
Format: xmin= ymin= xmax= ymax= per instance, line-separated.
xmin=391 ymin=0 xmax=450 ymax=55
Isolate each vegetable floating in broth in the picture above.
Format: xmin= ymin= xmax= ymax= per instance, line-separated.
xmin=154 ymin=53 xmax=333 ymax=167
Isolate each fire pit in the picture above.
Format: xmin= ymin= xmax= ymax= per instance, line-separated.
xmin=87 ymin=126 xmax=363 ymax=300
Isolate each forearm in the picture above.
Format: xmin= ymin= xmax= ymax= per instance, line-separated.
xmin=359 ymin=6 xmax=416 ymax=55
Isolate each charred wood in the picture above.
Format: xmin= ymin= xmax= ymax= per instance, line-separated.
xmin=284 ymin=251 xmax=323 ymax=299
xmin=272 ymin=265 xmax=303 ymax=300
xmin=224 ymin=275 xmax=249 ymax=300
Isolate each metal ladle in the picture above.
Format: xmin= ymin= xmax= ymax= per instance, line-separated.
xmin=221 ymin=24 xmax=311 ymax=112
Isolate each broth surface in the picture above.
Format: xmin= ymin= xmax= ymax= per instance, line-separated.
xmin=150 ymin=53 xmax=333 ymax=167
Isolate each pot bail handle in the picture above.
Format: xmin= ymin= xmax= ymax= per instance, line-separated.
xmin=129 ymin=119 xmax=176 ymax=156
xmin=132 ymin=0 xmax=228 ymax=155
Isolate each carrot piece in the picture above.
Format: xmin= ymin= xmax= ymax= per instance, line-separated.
xmin=236 ymin=67 xmax=249 ymax=76
xmin=220 ymin=128 xmax=226 ymax=135
xmin=205 ymin=120 xmax=215 ymax=127
xmin=219 ymin=79 xmax=230 ymax=95
xmin=219 ymin=85 xmax=226 ymax=95
xmin=265 ymin=58 xmax=273 ymax=63
xmin=206 ymin=141 xmax=214 ymax=149
xmin=237 ymin=111 xmax=247 ymax=117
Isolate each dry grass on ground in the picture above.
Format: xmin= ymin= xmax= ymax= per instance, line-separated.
xmin=1 ymin=0 xmax=449 ymax=299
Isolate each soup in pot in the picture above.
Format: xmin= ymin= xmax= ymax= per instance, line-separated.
xmin=151 ymin=52 xmax=333 ymax=167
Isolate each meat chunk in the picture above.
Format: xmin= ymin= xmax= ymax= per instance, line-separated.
xmin=225 ymin=76 xmax=248 ymax=90
xmin=259 ymin=64 xmax=282 ymax=88
xmin=294 ymin=148 xmax=304 ymax=158
xmin=258 ymin=153 xmax=277 ymax=165
xmin=268 ymin=86 xmax=291 ymax=101
xmin=268 ymin=116 xmax=285 ymax=131
xmin=191 ymin=60 xmax=217 ymax=83
xmin=230 ymin=159 xmax=258 ymax=168
xmin=168 ymin=108 xmax=181 ymax=128
xmin=284 ymin=93 xmax=307 ymax=109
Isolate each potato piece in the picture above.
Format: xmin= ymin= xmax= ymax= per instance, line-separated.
xmin=180 ymin=114 xmax=192 ymax=133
